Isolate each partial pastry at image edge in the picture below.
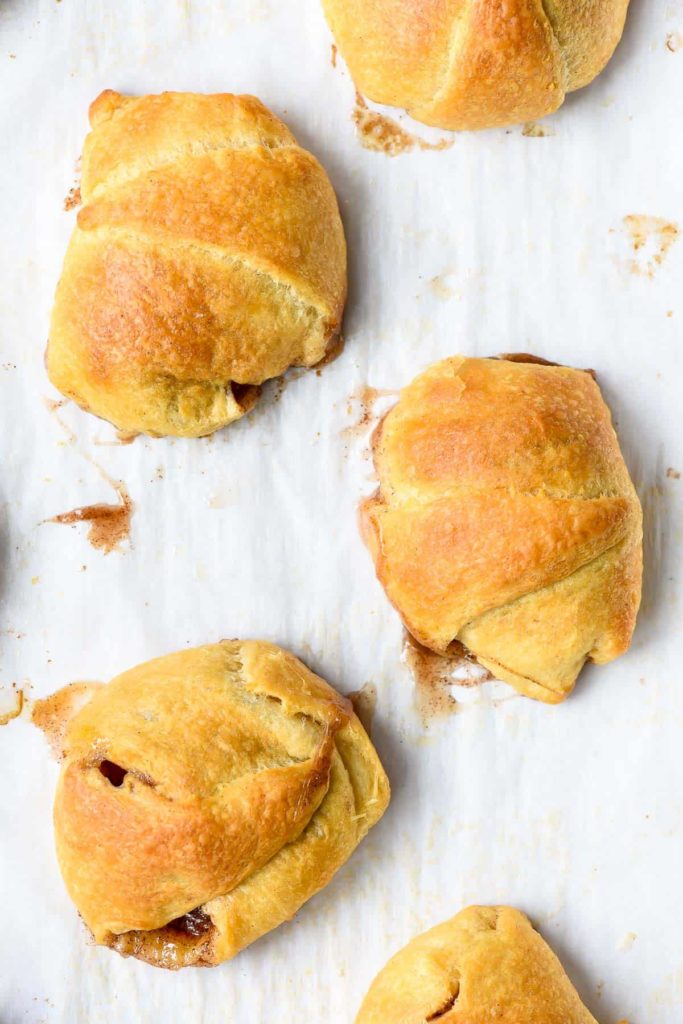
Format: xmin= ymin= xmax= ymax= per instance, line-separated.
xmin=322 ymin=0 xmax=630 ymax=132
xmin=355 ymin=905 xmax=606 ymax=1023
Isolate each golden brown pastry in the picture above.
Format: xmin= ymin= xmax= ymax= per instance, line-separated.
xmin=322 ymin=0 xmax=629 ymax=131
xmin=33 ymin=641 xmax=389 ymax=968
xmin=356 ymin=906 xmax=600 ymax=1023
xmin=361 ymin=356 xmax=642 ymax=703
xmin=47 ymin=91 xmax=347 ymax=437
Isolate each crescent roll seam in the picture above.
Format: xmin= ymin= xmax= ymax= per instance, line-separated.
xmin=420 ymin=0 xmax=570 ymax=121
xmin=415 ymin=7 xmax=471 ymax=116
xmin=537 ymin=0 xmax=570 ymax=86
xmin=368 ymin=494 xmax=633 ymax=629
xmin=91 ymin=226 xmax=337 ymax=325
xmin=459 ymin=529 xmax=634 ymax=637
xmin=75 ymin=224 xmax=336 ymax=365
xmin=87 ymin=139 xmax=301 ymax=200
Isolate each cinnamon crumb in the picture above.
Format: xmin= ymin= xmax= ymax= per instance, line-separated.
xmin=64 ymin=185 xmax=81 ymax=211
xmin=522 ymin=121 xmax=554 ymax=138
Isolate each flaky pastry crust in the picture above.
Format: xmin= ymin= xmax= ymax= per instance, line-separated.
xmin=361 ymin=356 xmax=642 ymax=703
xmin=47 ymin=91 xmax=347 ymax=437
xmin=322 ymin=0 xmax=629 ymax=131
xmin=33 ymin=641 xmax=389 ymax=968
xmin=356 ymin=906 xmax=600 ymax=1023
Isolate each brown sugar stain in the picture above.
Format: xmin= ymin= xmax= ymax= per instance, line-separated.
xmin=403 ymin=632 xmax=492 ymax=724
xmin=667 ymin=467 xmax=681 ymax=479
xmin=404 ymin=633 xmax=460 ymax=721
xmin=44 ymin=397 xmax=134 ymax=551
xmin=521 ymin=121 xmax=554 ymax=138
xmin=48 ymin=482 xmax=133 ymax=554
xmin=44 ymin=396 xmax=76 ymax=445
xmin=266 ymin=343 xmax=344 ymax=406
xmin=666 ymin=32 xmax=682 ymax=52
xmin=353 ymin=92 xmax=453 ymax=157
xmin=63 ymin=185 xmax=81 ymax=211
xmin=270 ymin=377 xmax=287 ymax=405
xmin=617 ymin=214 xmax=679 ymax=278
xmin=348 ymin=683 xmax=377 ymax=736
xmin=267 ymin=369 xmax=305 ymax=405
xmin=429 ymin=271 xmax=456 ymax=300
xmin=32 ymin=682 xmax=100 ymax=758
xmin=2 ymin=629 xmax=26 ymax=640
xmin=343 ymin=386 xmax=398 ymax=443
xmin=331 ymin=43 xmax=338 ymax=68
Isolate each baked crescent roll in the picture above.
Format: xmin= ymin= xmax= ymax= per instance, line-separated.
xmin=322 ymin=0 xmax=629 ymax=131
xmin=356 ymin=906 xmax=600 ymax=1023
xmin=47 ymin=91 xmax=347 ymax=437
xmin=361 ymin=356 xmax=642 ymax=703
xmin=32 ymin=641 xmax=389 ymax=968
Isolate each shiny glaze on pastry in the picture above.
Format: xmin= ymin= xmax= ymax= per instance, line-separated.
xmin=356 ymin=906 xmax=600 ymax=1023
xmin=322 ymin=0 xmax=629 ymax=131
xmin=361 ymin=356 xmax=642 ymax=703
xmin=33 ymin=641 xmax=389 ymax=968
xmin=47 ymin=91 xmax=347 ymax=437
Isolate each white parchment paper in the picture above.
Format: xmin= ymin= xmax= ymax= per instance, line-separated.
xmin=1 ymin=1 xmax=682 ymax=1021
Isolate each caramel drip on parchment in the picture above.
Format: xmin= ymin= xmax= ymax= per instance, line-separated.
xmin=48 ymin=483 xmax=133 ymax=554
xmin=353 ymin=92 xmax=453 ymax=157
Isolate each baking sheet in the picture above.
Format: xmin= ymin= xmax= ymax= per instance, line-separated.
xmin=1 ymin=1 xmax=683 ymax=1021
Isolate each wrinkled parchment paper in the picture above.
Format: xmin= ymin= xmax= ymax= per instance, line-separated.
xmin=1 ymin=1 xmax=683 ymax=1021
